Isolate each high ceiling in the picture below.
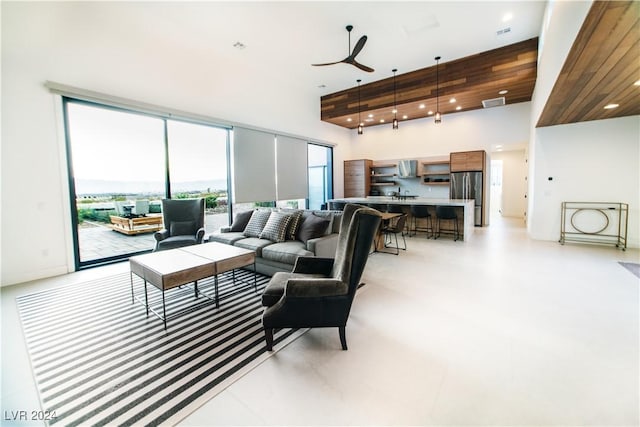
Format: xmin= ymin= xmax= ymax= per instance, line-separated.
xmin=137 ymin=1 xmax=547 ymax=103
xmin=16 ymin=1 xmax=637 ymax=132
xmin=320 ymin=1 xmax=640 ymax=130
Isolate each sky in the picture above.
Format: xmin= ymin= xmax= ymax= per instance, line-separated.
xmin=67 ymin=102 xmax=228 ymax=184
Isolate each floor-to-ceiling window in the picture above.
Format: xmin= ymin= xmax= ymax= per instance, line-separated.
xmin=167 ymin=120 xmax=230 ymax=234
xmin=307 ymin=143 xmax=333 ymax=210
xmin=64 ymin=99 xmax=230 ymax=268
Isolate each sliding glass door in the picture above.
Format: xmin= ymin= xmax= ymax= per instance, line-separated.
xmin=64 ymin=99 xmax=230 ymax=268
xmin=66 ymin=101 xmax=165 ymax=266
xmin=307 ymin=144 xmax=333 ymax=210
xmin=166 ymin=120 xmax=230 ymax=234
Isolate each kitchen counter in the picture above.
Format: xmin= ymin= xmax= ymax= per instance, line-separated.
xmin=328 ymin=197 xmax=475 ymax=240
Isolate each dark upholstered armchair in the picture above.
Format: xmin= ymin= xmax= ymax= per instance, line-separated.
xmin=261 ymin=204 xmax=382 ymax=351
xmin=153 ymin=198 xmax=206 ymax=251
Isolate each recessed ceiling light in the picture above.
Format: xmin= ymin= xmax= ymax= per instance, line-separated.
xmin=503 ymin=12 xmax=513 ymax=22
xmin=380 ymin=119 xmax=385 ymax=123
xmin=604 ymin=103 xmax=619 ymax=109
xmin=365 ymin=118 xmax=374 ymax=122
xmin=346 ymin=118 xmax=352 ymax=122
xmin=419 ymin=104 xmax=426 ymax=109
xmin=496 ymin=145 xmax=503 ymax=148
xmin=402 ymin=115 xmax=408 ymax=119
xmin=634 ymin=80 xmax=640 ymax=86
xmin=392 ymin=108 xmax=397 ymax=114
xmin=499 ymin=90 xmax=508 ymax=95
xmin=233 ymin=41 xmax=246 ymax=49
xmin=449 ymin=98 xmax=456 ymax=103
xmin=427 ymin=110 xmax=434 ymax=115
xmin=368 ymin=113 xmax=374 ymax=118
xmin=456 ymin=106 xmax=462 ymax=111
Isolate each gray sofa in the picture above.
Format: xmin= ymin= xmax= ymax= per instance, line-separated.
xmin=208 ymin=209 xmax=343 ymax=276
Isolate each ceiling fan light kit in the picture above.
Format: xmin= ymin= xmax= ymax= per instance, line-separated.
xmin=312 ymin=25 xmax=375 ymax=73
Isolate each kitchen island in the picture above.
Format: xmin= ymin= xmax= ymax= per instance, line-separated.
xmin=328 ymin=197 xmax=475 ymax=241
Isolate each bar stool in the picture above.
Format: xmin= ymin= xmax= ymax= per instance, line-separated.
xmin=435 ymin=206 xmax=460 ymax=241
xmin=409 ymin=205 xmax=433 ymax=238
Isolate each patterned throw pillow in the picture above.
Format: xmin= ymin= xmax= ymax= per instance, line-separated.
xmin=259 ymin=212 xmax=293 ymax=242
xmin=243 ymin=210 xmax=272 ymax=238
xmin=279 ymin=209 xmax=304 ymax=240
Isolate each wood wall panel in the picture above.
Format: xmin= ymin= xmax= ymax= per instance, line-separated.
xmin=321 ymin=38 xmax=538 ymax=129
xmin=537 ymin=1 xmax=640 ymax=127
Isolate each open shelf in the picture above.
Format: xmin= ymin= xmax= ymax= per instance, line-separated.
xmin=421 ymin=160 xmax=450 ymax=186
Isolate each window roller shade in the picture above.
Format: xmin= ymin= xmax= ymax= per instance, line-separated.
xmin=276 ymin=135 xmax=309 ymax=200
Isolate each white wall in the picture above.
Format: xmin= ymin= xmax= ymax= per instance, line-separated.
xmin=0 ymin=2 xmax=350 ymax=286
xmin=529 ymin=117 xmax=640 ymax=247
xmin=348 ymin=102 xmax=531 ymax=162
xmin=491 ymin=150 xmax=527 ymax=218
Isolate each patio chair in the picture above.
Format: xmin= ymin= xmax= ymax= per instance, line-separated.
xmin=153 ymin=198 xmax=206 ymax=251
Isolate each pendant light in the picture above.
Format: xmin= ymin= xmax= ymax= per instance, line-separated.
xmin=434 ymin=56 xmax=442 ymax=124
xmin=392 ymin=69 xmax=399 ymax=130
xmin=357 ymin=79 xmax=364 ymax=135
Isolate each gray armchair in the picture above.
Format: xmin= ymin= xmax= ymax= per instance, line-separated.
xmin=153 ymin=198 xmax=206 ymax=251
xmin=261 ymin=204 xmax=382 ymax=350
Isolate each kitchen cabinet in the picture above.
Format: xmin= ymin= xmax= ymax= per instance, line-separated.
xmin=344 ymin=159 xmax=372 ymax=198
xmin=450 ymin=150 xmax=485 ymax=172
xmin=421 ymin=160 xmax=450 ymax=185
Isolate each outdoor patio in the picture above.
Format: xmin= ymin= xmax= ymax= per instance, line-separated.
xmin=78 ymin=212 xmax=230 ymax=262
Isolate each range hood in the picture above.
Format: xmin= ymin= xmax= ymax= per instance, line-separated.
xmin=397 ymin=160 xmax=417 ymax=178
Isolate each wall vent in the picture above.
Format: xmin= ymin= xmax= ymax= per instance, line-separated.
xmin=482 ymin=97 xmax=506 ymax=108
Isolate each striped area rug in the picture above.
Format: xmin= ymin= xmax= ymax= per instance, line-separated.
xmin=16 ymin=270 xmax=303 ymax=426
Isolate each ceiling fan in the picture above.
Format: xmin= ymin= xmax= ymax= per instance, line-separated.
xmin=312 ymin=25 xmax=375 ymax=73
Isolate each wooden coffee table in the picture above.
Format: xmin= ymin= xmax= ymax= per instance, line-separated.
xmin=129 ymin=243 xmax=256 ymax=328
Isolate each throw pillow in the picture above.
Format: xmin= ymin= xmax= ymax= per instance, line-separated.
xmin=243 ymin=210 xmax=272 ymax=237
xmin=279 ymin=209 xmax=304 ymax=240
xmin=170 ymin=220 xmax=196 ymax=236
xmin=296 ymin=214 xmax=331 ymax=244
xmin=259 ymin=212 xmax=293 ymax=242
xmin=230 ymin=210 xmax=254 ymax=232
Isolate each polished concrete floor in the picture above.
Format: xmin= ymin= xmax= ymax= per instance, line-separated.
xmin=2 ymin=217 xmax=638 ymax=426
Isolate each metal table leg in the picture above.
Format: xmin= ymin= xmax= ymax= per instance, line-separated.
xmin=144 ymin=280 xmax=149 ymax=316
xmin=214 ymin=275 xmax=219 ymax=308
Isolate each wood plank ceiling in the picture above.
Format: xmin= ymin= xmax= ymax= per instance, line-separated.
xmin=321 ymin=38 xmax=538 ymax=129
xmin=321 ymin=1 xmax=639 ymax=130
xmin=537 ymin=0 xmax=640 ymax=127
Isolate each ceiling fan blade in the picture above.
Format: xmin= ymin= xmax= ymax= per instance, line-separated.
xmin=348 ymin=35 xmax=368 ymax=60
xmin=352 ymin=59 xmax=375 ymax=73
xmin=312 ymin=60 xmax=345 ymax=66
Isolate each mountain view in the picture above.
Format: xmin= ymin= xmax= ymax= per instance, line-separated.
xmin=75 ymin=179 xmax=228 ymax=196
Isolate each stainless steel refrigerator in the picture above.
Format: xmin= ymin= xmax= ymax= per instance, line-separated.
xmin=450 ymin=171 xmax=483 ymax=226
